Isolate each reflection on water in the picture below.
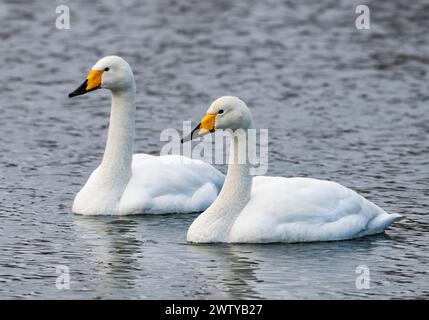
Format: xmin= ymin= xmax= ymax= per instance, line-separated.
xmin=47 ymin=213 xmax=425 ymax=299
xmin=0 ymin=0 xmax=428 ymax=299
xmin=188 ymin=238 xmax=386 ymax=299
xmin=72 ymin=217 xmax=144 ymax=292
xmin=189 ymin=245 xmax=262 ymax=299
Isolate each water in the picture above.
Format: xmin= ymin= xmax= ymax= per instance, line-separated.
xmin=0 ymin=0 xmax=428 ymax=299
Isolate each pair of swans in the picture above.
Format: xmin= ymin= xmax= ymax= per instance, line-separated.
xmin=68 ymin=56 xmax=401 ymax=243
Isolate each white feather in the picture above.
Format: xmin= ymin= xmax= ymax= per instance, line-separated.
xmin=119 ymin=154 xmax=224 ymax=214
xmin=229 ymin=176 xmax=401 ymax=243
xmin=71 ymin=56 xmax=224 ymax=215
xmin=186 ymin=96 xmax=401 ymax=243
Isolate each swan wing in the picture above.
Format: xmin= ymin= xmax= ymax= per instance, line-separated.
xmin=230 ymin=176 xmax=400 ymax=242
xmin=119 ymin=154 xmax=224 ymax=214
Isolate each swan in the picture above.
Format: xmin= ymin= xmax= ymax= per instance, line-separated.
xmin=182 ymin=96 xmax=401 ymax=243
xmin=68 ymin=56 xmax=224 ymax=215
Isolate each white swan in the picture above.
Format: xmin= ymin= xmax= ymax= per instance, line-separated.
xmin=68 ymin=56 xmax=224 ymax=215
xmin=182 ymin=96 xmax=401 ymax=243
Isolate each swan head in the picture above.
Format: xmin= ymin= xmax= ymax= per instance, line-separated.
xmin=182 ymin=96 xmax=254 ymax=142
xmin=68 ymin=56 xmax=134 ymax=98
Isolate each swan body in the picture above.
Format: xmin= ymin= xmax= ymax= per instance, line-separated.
xmin=228 ymin=176 xmax=399 ymax=243
xmin=73 ymin=154 xmax=224 ymax=215
xmin=69 ymin=56 xmax=224 ymax=215
xmin=184 ymin=96 xmax=401 ymax=243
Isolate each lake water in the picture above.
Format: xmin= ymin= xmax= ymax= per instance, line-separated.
xmin=0 ymin=0 xmax=428 ymax=299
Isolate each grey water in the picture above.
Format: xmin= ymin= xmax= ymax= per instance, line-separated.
xmin=0 ymin=0 xmax=428 ymax=299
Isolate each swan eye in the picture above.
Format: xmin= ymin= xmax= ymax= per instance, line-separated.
xmin=104 ymin=67 xmax=110 ymax=71
xmin=218 ymin=109 xmax=224 ymax=114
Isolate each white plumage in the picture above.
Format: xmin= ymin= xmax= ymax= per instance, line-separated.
xmin=119 ymin=154 xmax=224 ymax=214
xmin=185 ymin=96 xmax=401 ymax=243
xmin=229 ymin=176 xmax=401 ymax=243
xmin=69 ymin=56 xmax=224 ymax=215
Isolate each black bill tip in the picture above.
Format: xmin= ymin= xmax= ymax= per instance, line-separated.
xmin=181 ymin=123 xmax=201 ymax=143
xmin=68 ymin=79 xmax=89 ymax=98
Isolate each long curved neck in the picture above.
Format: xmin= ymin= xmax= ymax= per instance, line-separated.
xmin=100 ymin=84 xmax=136 ymax=177
xmin=188 ymin=121 xmax=255 ymax=242
xmin=221 ymin=132 xmax=253 ymax=206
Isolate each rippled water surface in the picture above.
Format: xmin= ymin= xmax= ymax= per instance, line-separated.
xmin=0 ymin=0 xmax=428 ymax=299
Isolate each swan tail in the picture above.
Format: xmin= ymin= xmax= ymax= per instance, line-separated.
xmin=366 ymin=212 xmax=402 ymax=235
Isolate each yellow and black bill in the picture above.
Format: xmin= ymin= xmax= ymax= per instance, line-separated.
xmin=68 ymin=70 xmax=103 ymax=98
xmin=181 ymin=113 xmax=216 ymax=143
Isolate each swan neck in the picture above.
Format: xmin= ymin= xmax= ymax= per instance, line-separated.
xmin=101 ymin=85 xmax=136 ymax=172
xmin=225 ymin=131 xmax=252 ymax=192
xmin=188 ymin=126 xmax=254 ymax=242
